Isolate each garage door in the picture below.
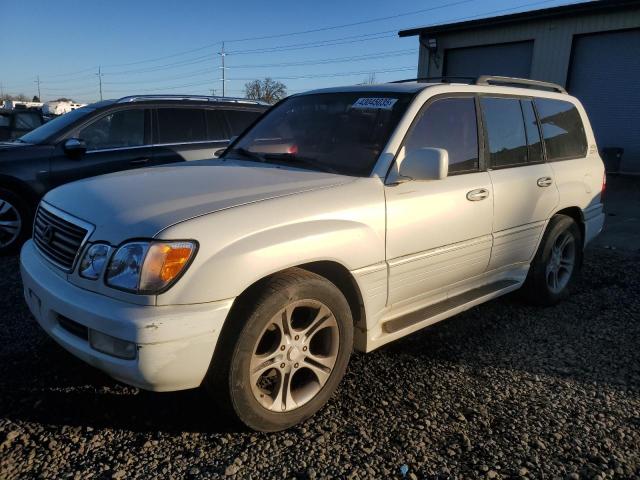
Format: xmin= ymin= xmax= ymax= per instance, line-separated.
xmin=568 ymin=29 xmax=640 ymax=173
xmin=444 ymin=41 xmax=533 ymax=78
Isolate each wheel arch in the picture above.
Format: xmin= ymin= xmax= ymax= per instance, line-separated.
xmin=553 ymin=206 xmax=585 ymax=246
xmin=0 ymin=175 xmax=39 ymax=207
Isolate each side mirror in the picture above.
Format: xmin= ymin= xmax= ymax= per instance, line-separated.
xmin=63 ymin=138 xmax=87 ymax=159
xmin=398 ymin=147 xmax=449 ymax=181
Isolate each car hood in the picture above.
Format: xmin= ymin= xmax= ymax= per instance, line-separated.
xmin=43 ymin=160 xmax=355 ymax=243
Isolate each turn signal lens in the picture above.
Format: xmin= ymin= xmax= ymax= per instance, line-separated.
xmin=139 ymin=241 xmax=197 ymax=292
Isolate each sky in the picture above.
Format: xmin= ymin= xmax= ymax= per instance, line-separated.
xmin=1 ymin=0 xmax=589 ymax=103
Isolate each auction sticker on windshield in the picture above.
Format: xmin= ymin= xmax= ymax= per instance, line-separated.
xmin=352 ymin=98 xmax=398 ymax=110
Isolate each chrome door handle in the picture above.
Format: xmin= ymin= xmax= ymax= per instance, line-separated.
xmin=537 ymin=176 xmax=553 ymax=187
xmin=466 ymin=188 xmax=490 ymax=201
xmin=130 ymin=157 xmax=150 ymax=165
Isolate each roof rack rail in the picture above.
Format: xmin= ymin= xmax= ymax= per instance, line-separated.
xmin=115 ymin=94 xmax=269 ymax=105
xmin=390 ymin=76 xmax=476 ymax=84
xmin=388 ymin=75 xmax=567 ymax=94
xmin=475 ymin=75 xmax=567 ymax=94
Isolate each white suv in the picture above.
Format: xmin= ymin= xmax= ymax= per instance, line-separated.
xmin=20 ymin=76 xmax=605 ymax=431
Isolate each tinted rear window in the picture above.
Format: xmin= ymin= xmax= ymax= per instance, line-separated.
xmin=206 ymin=110 xmax=227 ymax=140
xmin=225 ymin=110 xmax=262 ymax=136
xmin=157 ymin=108 xmax=207 ymax=143
xmin=535 ymin=99 xmax=587 ymax=161
xmin=15 ymin=112 xmax=42 ymax=129
xmin=481 ymin=97 xmax=528 ymax=168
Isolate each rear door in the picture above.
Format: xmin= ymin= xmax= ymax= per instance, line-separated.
xmin=481 ymin=96 xmax=559 ymax=270
xmin=152 ymin=106 xmax=229 ymax=164
xmin=50 ymin=106 xmax=154 ymax=187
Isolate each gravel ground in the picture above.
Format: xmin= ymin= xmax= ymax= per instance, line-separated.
xmin=1 ymin=248 xmax=639 ymax=479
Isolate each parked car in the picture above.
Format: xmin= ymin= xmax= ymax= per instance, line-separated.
xmin=20 ymin=77 xmax=605 ymax=431
xmin=0 ymin=108 xmax=44 ymax=141
xmin=0 ymin=95 xmax=267 ymax=253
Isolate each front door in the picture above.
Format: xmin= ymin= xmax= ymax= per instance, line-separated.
xmin=479 ymin=96 xmax=559 ymax=270
xmin=386 ymin=96 xmax=494 ymax=306
xmin=50 ymin=107 xmax=154 ymax=188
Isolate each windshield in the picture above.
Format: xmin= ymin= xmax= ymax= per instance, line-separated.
xmin=19 ymin=107 xmax=94 ymax=144
xmin=225 ymin=92 xmax=413 ymax=177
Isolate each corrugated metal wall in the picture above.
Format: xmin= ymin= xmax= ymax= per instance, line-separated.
xmin=568 ymin=29 xmax=640 ymax=172
xmin=443 ymin=41 xmax=533 ymax=78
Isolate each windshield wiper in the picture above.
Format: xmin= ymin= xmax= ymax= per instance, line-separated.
xmin=226 ymin=147 xmax=267 ymax=164
xmin=262 ymin=153 xmax=339 ymax=175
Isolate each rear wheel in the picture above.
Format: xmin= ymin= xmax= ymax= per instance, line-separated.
xmin=0 ymin=188 xmax=31 ymax=255
xmin=522 ymin=214 xmax=583 ymax=305
xmin=205 ymin=268 xmax=353 ymax=432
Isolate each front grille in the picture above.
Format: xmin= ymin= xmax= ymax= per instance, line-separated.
xmin=58 ymin=315 xmax=89 ymax=340
xmin=33 ymin=205 xmax=89 ymax=271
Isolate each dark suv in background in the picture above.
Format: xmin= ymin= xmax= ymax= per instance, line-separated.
xmin=0 ymin=109 xmax=44 ymax=141
xmin=0 ymin=95 xmax=268 ymax=253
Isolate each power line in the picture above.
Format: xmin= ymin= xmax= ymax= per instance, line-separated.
xmin=7 ymin=0 xmax=574 ymax=91
xmin=101 ymin=50 xmax=416 ymax=86
xmin=224 ymin=0 xmax=477 ymax=43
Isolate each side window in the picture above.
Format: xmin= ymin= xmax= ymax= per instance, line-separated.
xmin=404 ymin=97 xmax=479 ymax=175
xmin=15 ymin=113 xmax=42 ymax=129
xmin=157 ymin=108 xmax=207 ymax=143
xmin=481 ymin=97 xmax=528 ymax=168
xmin=206 ymin=109 xmax=227 ymax=140
xmin=225 ymin=110 xmax=262 ymax=136
xmin=79 ymin=109 xmax=145 ymax=151
xmin=521 ymin=99 xmax=543 ymax=163
xmin=534 ymin=98 xmax=587 ymax=161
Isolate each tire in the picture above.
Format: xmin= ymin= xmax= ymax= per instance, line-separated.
xmin=205 ymin=268 xmax=353 ymax=432
xmin=0 ymin=188 xmax=31 ymax=256
xmin=522 ymin=214 xmax=583 ymax=306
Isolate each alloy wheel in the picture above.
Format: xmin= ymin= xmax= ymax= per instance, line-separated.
xmin=0 ymin=199 xmax=22 ymax=248
xmin=249 ymin=299 xmax=340 ymax=412
xmin=546 ymin=231 xmax=576 ymax=294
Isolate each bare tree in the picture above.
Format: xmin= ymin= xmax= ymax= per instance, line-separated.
xmin=1 ymin=93 xmax=28 ymax=102
xmin=244 ymin=78 xmax=287 ymax=104
xmin=361 ymin=72 xmax=377 ymax=85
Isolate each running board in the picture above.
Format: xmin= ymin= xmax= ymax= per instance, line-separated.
xmin=382 ymin=280 xmax=520 ymax=334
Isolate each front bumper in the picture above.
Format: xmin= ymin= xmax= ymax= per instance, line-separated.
xmin=20 ymin=240 xmax=234 ymax=391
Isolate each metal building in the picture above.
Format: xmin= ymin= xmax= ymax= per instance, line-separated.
xmin=399 ymin=0 xmax=640 ymax=173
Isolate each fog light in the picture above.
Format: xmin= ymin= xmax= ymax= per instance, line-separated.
xmin=89 ymin=329 xmax=136 ymax=360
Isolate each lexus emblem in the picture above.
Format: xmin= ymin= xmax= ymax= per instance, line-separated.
xmin=42 ymin=225 xmax=55 ymax=245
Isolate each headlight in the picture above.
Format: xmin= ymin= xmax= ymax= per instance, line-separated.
xmin=105 ymin=241 xmax=197 ymax=294
xmin=79 ymin=244 xmax=110 ymax=280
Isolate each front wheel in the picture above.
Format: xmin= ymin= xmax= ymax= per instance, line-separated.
xmin=0 ymin=188 xmax=31 ymax=256
xmin=522 ymin=214 xmax=583 ymax=305
xmin=205 ymin=268 xmax=353 ymax=432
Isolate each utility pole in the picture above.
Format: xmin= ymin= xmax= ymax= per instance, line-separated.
xmin=35 ymin=75 xmax=41 ymax=100
xmin=209 ymin=88 xmax=216 ymax=96
xmin=96 ymin=66 xmax=103 ymax=101
xmin=218 ymin=41 xmax=226 ymax=97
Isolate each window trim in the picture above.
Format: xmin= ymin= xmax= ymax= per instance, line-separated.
xmin=533 ymin=97 xmax=588 ymax=163
xmin=388 ymin=92 xmax=484 ymax=181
